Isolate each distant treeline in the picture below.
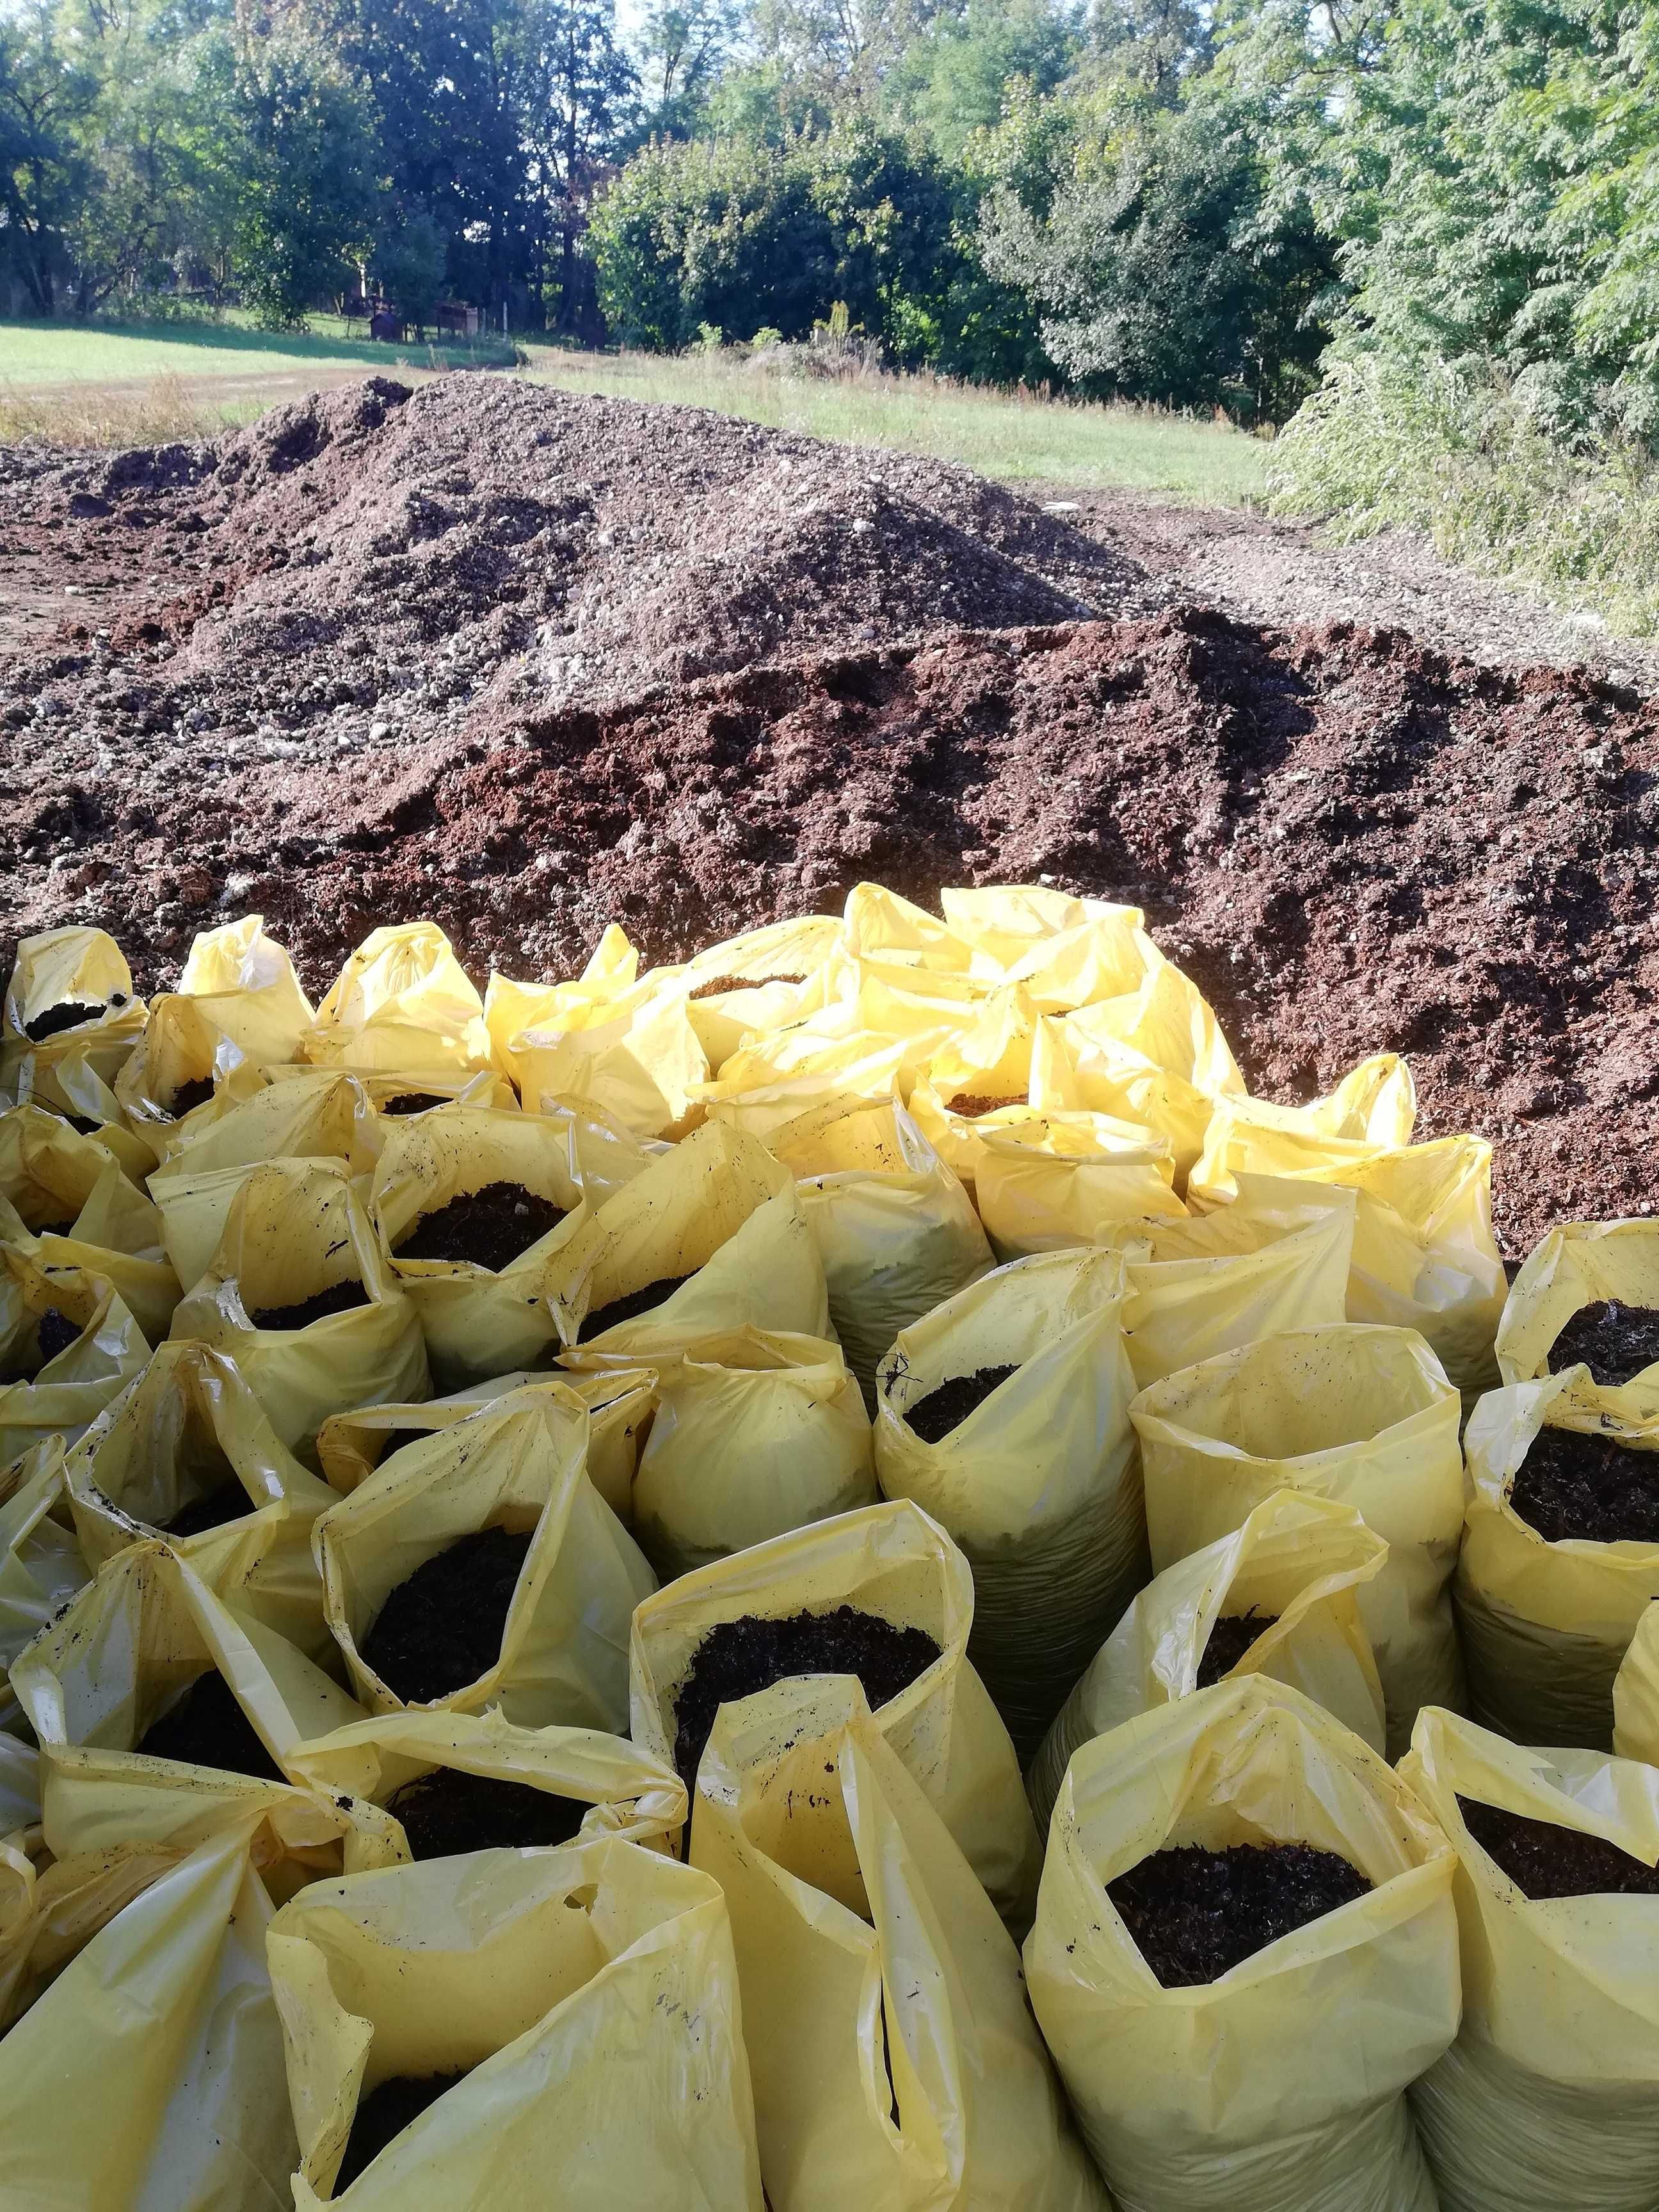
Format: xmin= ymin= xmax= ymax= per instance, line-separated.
xmin=6 ymin=0 xmax=1659 ymax=436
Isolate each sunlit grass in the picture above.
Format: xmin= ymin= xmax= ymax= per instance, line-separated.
xmin=0 ymin=312 xmax=515 ymax=386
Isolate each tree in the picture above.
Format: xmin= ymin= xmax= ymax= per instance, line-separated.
xmin=890 ymin=0 xmax=1077 ymax=159
xmin=509 ymin=0 xmax=637 ymax=335
xmin=374 ymin=198 xmax=447 ymax=332
xmin=0 ymin=3 xmax=98 ymax=314
xmin=632 ymin=0 xmax=744 ymax=137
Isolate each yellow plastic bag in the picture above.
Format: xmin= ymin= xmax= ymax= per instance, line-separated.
xmin=1192 ymin=1102 xmax=1505 ymax=1392
xmin=545 ymin=1118 xmax=830 ymax=1357
xmin=317 ymin=1368 xmax=655 ymax=1525
xmin=1046 ymin=952 xmax=1246 ymax=1170
xmin=1457 ymin=1372 xmax=1659 ymax=1748
xmin=678 ymin=913 xmax=843 ymax=1069
xmin=626 ymin=1327 xmax=875 ymax=1578
xmin=630 ymin=1499 xmax=1041 ymax=1927
xmin=0 ymin=1251 xmax=149 ymax=1459
xmin=0 ymin=925 xmax=147 ymax=1114
xmin=771 ymin=1095 xmax=993 ymax=1402
xmin=0 ymin=1829 xmax=198 ymax=2033
xmin=15 ymin=1044 xmax=159 ymax=1180
xmin=316 ymin=1384 xmax=654 ymax=1731
xmin=268 ymin=1832 xmax=764 ymax=2209
xmin=0 ymin=1824 xmax=299 ymax=2211
xmin=1028 ymin=1491 xmax=1389 ymax=1833
xmin=304 ymin=922 xmax=495 ymax=1077
xmin=1496 ymin=1219 xmax=1659 ymax=1422
xmin=287 ymin=1706 xmax=686 ymax=1871
xmin=941 ymin=885 xmax=1146 ymax=990
xmin=178 ymin=908 xmax=314 ymax=1052
xmin=502 ymin=936 xmax=710 ymax=1136
xmin=1402 ymin=1706 xmax=1659 ymax=2212
xmin=874 ymin=1247 xmax=1142 ymax=1756
xmin=695 ymin=1037 xmax=913 ymax=1142
xmin=1025 ymin=1675 xmax=1459 ymax=2212
xmin=483 ymin=919 xmax=641 ymax=1082
xmin=1121 ymin=1174 xmax=1356 ymax=1390
xmin=0 ymin=1439 xmax=89 ymax=1732
xmin=842 ymin=882 xmax=974 ymax=972
xmin=1134 ymin=1322 xmax=1465 ymax=1752
xmin=170 ymin=1159 xmax=430 ymax=1466
xmin=691 ymin=1675 xmax=1107 ymax=2212
xmin=974 ymin=1110 xmax=1186 ymax=1262
xmin=65 ymin=1340 xmax=338 ymax=1657
xmin=1615 ymin=1602 xmax=1659 ymax=1761
xmin=368 ymin=1103 xmax=594 ymax=1387
xmin=10 ymin=1541 xmax=393 ymax=1881
xmin=0 ymin=1105 xmax=180 ymax=1342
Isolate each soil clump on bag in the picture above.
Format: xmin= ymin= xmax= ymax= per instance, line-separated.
xmin=159 ymin=1475 xmax=253 ymax=1538
xmin=7 ymin=378 xmax=1659 ymax=1256
xmin=902 ymin=1364 xmax=1020 ymax=1444
xmin=385 ymin=1766 xmax=589 ymax=1859
xmin=361 ymin=1525 xmax=533 ymax=1703
xmin=1548 ymin=1300 xmax=1659 ymax=1386
xmin=1194 ymin=1611 xmax=1278 ymax=1689
xmin=165 ymin=1076 xmax=214 ymax=1118
xmin=686 ymin=972 xmax=805 ymax=1000
xmin=378 ymin=1091 xmax=451 ymax=1116
xmin=336 ymin=2072 xmax=470 ymax=2192
xmin=580 ymin=1273 xmax=693 ymax=1340
xmin=21 ymin=1000 xmax=107 ymax=1042
xmin=1107 ymin=1840 xmax=1372 ymax=1987
xmin=945 ymin=1091 xmax=1029 ymax=1118
xmin=246 ymin=1278 xmax=371 ymax=1331
xmin=134 ymin=1668 xmax=287 ymax=1782
xmin=1507 ymin=1425 xmax=1659 ymax=1542
xmin=671 ymin=1606 xmax=942 ymax=1790
xmin=392 ymin=1181 xmax=566 ymax=1270
xmin=1 ymin=1307 xmax=81 ymax=1381
xmin=1457 ymin=1793 xmax=1659 ymax=1898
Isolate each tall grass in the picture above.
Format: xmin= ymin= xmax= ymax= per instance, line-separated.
xmin=1268 ymin=357 xmax=1659 ymax=633
xmin=0 ymin=371 xmax=262 ymax=447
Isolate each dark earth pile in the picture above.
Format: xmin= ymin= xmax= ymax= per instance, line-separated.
xmin=672 ymin=1605 xmax=942 ymax=1790
xmin=160 ymin=1477 xmax=253 ymax=1537
xmin=134 ymin=1669 xmax=286 ymax=1782
xmin=1194 ymin=1611 xmax=1278 ymax=1689
xmin=5 ymin=376 xmax=1659 ymax=1253
xmin=361 ymin=1525 xmax=533 ymax=1702
xmin=392 ymin=1181 xmax=566 ymax=1270
xmin=1107 ymin=1839 xmax=1372 ymax=1986
xmin=246 ymin=1278 xmax=371 ymax=1331
xmin=385 ymin=1766 xmax=589 ymax=1858
xmin=1548 ymin=1301 xmax=1659 ymax=1385
xmin=336 ymin=2073 xmax=468 ymax=2192
xmin=1457 ymin=1793 xmax=1659 ymax=1898
xmin=902 ymin=1363 xmax=1020 ymax=1443
xmin=1507 ymin=1425 xmax=1659 ymax=1543
xmin=1 ymin=1308 xmax=81 ymax=1381
xmin=581 ymin=1273 xmax=693 ymax=1340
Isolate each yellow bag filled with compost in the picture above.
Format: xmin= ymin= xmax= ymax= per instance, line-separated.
xmin=1034 ymin=1014 xmax=1215 ymax=1186
xmin=624 ymin=1327 xmax=875 ymax=1579
xmin=1192 ymin=1101 xmax=1505 ymax=1393
xmin=1400 ymin=1707 xmax=1659 ymax=2212
xmin=678 ymin=913 xmax=843 ymax=1069
xmin=368 ymin=1102 xmax=594 ymax=1386
xmin=483 ymin=918 xmax=638 ymax=1078
xmin=974 ymin=1110 xmax=1186 ymax=1262
xmin=0 ymin=1250 xmax=148 ymax=1459
xmin=941 ymin=884 xmax=1146 ymax=988
xmin=691 ymin=1675 xmax=1107 ymax=2212
xmin=287 ymin=1706 xmax=685 ymax=1871
xmin=170 ymin=1158 xmax=429 ymax=1466
xmin=545 ymin=1117 xmax=830 ymax=1358
xmin=0 ymin=1103 xmax=179 ymax=1342
xmin=0 ymin=1827 xmax=201 ymax=2032
xmin=1028 ymin=1491 xmax=1388 ymax=1832
xmin=630 ymin=1498 xmax=1040 ymax=1927
xmin=316 ymin=1367 xmax=653 ymax=1525
xmin=904 ymin=981 xmax=1041 ymax=1184
xmin=1026 ymin=1675 xmax=1459 ymax=2212
xmin=842 ymin=881 xmax=975 ymax=972
xmin=695 ymin=1036 xmax=912 ymax=1142
xmin=1615 ymin=1602 xmax=1659 ymax=1761
xmin=1456 ymin=1370 xmax=1659 ymax=1748
xmin=1121 ymin=1174 xmax=1356 ymax=1390
xmin=499 ymin=929 xmax=710 ymax=1137
xmin=175 ymin=910 xmax=314 ymax=1060
xmin=769 ymin=1094 xmax=992 ymax=1402
xmin=267 ymin=1832 xmax=763 ymax=2210
xmin=0 ymin=924 xmax=146 ymax=1114
xmin=0 ymin=1438 xmax=89 ymax=1732
xmin=65 ymin=1339 xmax=338 ymax=1657
xmin=0 ymin=1824 xmax=299 ymax=2212
xmin=1045 ymin=951 xmax=1246 ymax=1168
xmin=10 ymin=1541 xmax=394 ymax=1884
xmin=1496 ymin=1217 xmax=1659 ymax=1423
xmin=15 ymin=1042 xmax=159 ymax=1180
xmin=874 ymin=1247 xmax=1141 ymax=1756
xmin=303 ymin=921 xmax=495 ymax=1077
xmin=1134 ymin=1322 xmax=1465 ymax=1752
xmin=315 ymin=1384 xmax=653 ymax=1733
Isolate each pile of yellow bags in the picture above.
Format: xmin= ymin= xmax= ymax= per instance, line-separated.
xmin=0 ymin=878 xmax=1647 ymax=2212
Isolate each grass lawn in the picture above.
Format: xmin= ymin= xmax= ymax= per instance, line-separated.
xmin=0 ymin=312 xmax=515 ymax=384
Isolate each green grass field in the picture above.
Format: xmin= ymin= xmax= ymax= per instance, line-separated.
xmin=0 ymin=314 xmax=1267 ymax=504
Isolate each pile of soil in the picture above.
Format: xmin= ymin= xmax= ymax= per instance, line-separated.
xmin=1 ymin=1308 xmax=82 ymax=1381
xmin=1194 ymin=1611 xmax=1278 ymax=1689
xmin=378 ymin=1091 xmax=450 ymax=1115
xmin=1457 ymin=1793 xmax=1659 ymax=1898
xmin=1107 ymin=1840 xmax=1372 ymax=1987
xmin=902 ymin=1364 xmax=1020 ymax=1444
xmin=362 ymin=1526 xmax=533 ymax=1703
xmin=671 ymin=1606 xmax=942 ymax=1790
xmin=22 ymin=999 xmax=111 ymax=1041
xmin=945 ymin=1091 xmax=1028 ymax=1118
xmin=134 ymin=1669 xmax=285 ymax=1782
xmin=392 ymin=1181 xmax=565 ymax=1270
xmin=1548 ymin=1301 xmax=1659 ymax=1386
xmin=166 ymin=1075 xmax=214 ymax=1117
xmin=246 ymin=1279 xmax=371 ymax=1331
xmin=6 ymin=376 xmax=1659 ymax=1254
xmin=159 ymin=1477 xmax=253 ymax=1538
xmin=1507 ymin=1425 xmax=1659 ymax=1542
xmin=385 ymin=1767 xmax=588 ymax=1859
xmin=336 ymin=2073 xmax=469 ymax=2192
xmin=581 ymin=1274 xmax=692 ymax=1340
xmin=686 ymin=971 xmax=804 ymax=1000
